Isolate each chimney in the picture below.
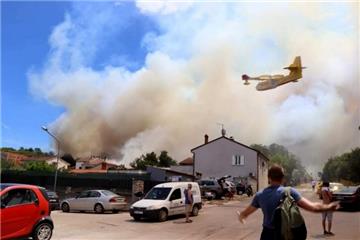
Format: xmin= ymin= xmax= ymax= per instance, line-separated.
xmin=204 ymin=134 xmax=209 ymax=144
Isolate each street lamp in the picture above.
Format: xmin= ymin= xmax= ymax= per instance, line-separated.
xmin=41 ymin=126 xmax=61 ymax=192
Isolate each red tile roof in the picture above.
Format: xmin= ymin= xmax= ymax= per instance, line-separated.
xmin=179 ymin=157 xmax=193 ymax=165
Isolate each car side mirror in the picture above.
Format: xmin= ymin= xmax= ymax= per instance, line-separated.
xmin=1 ymin=203 xmax=6 ymax=209
xmin=34 ymin=199 xmax=39 ymax=206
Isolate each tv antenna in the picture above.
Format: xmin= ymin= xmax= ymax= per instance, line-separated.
xmin=217 ymin=123 xmax=226 ymax=136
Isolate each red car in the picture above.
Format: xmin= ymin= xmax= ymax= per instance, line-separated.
xmin=0 ymin=183 xmax=54 ymax=240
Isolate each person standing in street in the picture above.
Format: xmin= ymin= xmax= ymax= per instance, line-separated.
xmin=184 ymin=183 xmax=193 ymax=223
xmin=237 ymin=165 xmax=339 ymax=240
xmin=321 ymin=182 xmax=335 ymax=235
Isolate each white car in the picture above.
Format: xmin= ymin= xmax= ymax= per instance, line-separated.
xmin=61 ymin=190 xmax=127 ymax=213
xmin=130 ymin=182 xmax=202 ymax=222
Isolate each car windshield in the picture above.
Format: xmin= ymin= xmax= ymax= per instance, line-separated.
xmin=46 ymin=191 xmax=58 ymax=197
xmin=100 ymin=190 xmax=117 ymax=196
xmin=199 ymin=180 xmax=214 ymax=186
xmin=144 ymin=188 xmax=172 ymax=200
xmin=337 ymin=187 xmax=358 ymax=194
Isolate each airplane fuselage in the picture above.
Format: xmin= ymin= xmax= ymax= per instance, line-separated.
xmin=255 ymin=71 xmax=302 ymax=91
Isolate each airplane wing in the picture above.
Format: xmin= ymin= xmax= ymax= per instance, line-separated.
xmin=242 ymin=74 xmax=283 ymax=80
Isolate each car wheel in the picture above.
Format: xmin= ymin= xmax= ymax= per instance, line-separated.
xmin=158 ymin=209 xmax=167 ymax=222
xmin=112 ymin=210 xmax=120 ymax=213
xmin=133 ymin=216 xmax=141 ymax=221
xmin=192 ymin=205 xmax=199 ymax=216
xmin=211 ymin=191 xmax=219 ymax=199
xmin=32 ymin=222 xmax=53 ymax=240
xmin=61 ymin=203 xmax=70 ymax=212
xmin=94 ymin=203 xmax=104 ymax=214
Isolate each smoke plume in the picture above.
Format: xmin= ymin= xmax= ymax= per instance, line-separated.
xmin=29 ymin=2 xmax=359 ymax=171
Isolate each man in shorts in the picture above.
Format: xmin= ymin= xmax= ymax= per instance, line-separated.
xmin=321 ymin=182 xmax=334 ymax=235
xmin=184 ymin=183 xmax=193 ymax=223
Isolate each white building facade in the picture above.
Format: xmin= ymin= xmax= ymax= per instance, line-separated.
xmin=191 ymin=136 xmax=269 ymax=191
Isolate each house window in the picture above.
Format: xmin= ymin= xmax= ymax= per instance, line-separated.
xmin=232 ymin=155 xmax=245 ymax=166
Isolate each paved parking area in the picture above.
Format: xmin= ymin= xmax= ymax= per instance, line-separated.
xmin=51 ymin=190 xmax=360 ymax=240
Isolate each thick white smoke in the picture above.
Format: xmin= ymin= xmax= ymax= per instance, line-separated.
xmin=29 ymin=2 xmax=359 ymax=171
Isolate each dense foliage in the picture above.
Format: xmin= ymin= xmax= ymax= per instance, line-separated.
xmin=1 ymin=146 xmax=56 ymax=172
xmin=251 ymin=143 xmax=310 ymax=185
xmin=322 ymin=148 xmax=360 ymax=184
xmin=130 ymin=151 xmax=177 ymax=170
xmin=1 ymin=147 xmax=54 ymax=157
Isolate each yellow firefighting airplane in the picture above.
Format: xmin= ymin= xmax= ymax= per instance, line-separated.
xmin=242 ymin=56 xmax=305 ymax=91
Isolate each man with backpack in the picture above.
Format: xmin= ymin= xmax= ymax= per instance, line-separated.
xmin=237 ymin=165 xmax=339 ymax=240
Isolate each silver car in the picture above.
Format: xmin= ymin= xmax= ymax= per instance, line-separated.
xmin=61 ymin=190 xmax=127 ymax=213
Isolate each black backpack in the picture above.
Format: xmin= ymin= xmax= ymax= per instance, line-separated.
xmin=273 ymin=187 xmax=307 ymax=240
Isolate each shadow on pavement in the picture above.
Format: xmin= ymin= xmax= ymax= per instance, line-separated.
xmin=124 ymin=214 xmax=188 ymax=224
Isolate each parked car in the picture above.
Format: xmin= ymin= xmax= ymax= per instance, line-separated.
xmin=61 ymin=190 xmax=127 ymax=213
xmin=198 ymin=179 xmax=222 ymax=199
xmin=235 ymin=182 xmax=253 ymax=196
xmin=130 ymin=182 xmax=202 ymax=222
xmin=0 ymin=183 xmax=54 ymax=240
xmin=330 ymin=182 xmax=344 ymax=192
xmin=332 ymin=185 xmax=360 ymax=210
xmin=198 ymin=178 xmax=236 ymax=199
xmin=316 ymin=182 xmax=344 ymax=199
xmin=46 ymin=190 xmax=60 ymax=211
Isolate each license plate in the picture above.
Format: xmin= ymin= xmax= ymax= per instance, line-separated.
xmin=134 ymin=211 xmax=143 ymax=214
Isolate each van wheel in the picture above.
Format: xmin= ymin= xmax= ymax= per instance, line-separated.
xmin=61 ymin=203 xmax=70 ymax=212
xmin=133 ymin=216 xmax=141 ymax=221
xmin=192 ymin=205 xmax=199 ymax=216
xmin=94 ymin=203 xmax=104 ymax=214
xmin=158 ymin=209 xmax=167 ymax=222
xmin=32 ymin=222 xmax=53 ymax=240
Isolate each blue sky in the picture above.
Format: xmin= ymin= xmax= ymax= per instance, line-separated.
xmin=1 ymin=1 xmax=156 ymax=151
xmin=2 ymin=2 xmax=70 ymax=150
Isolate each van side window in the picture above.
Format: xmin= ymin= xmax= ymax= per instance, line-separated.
xmin=170 ymin=189 xmax=181 ymax=200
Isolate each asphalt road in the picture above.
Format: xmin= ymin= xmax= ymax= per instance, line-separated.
xmin=51 ymin=187 xmax=360 ymax=240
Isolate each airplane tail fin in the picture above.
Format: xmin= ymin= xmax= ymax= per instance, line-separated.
xmin=284 ymin=56 xmax=305 ymax=70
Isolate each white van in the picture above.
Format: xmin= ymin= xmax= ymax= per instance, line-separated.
xmin=130 ymin=182 xmax=202 ymax=222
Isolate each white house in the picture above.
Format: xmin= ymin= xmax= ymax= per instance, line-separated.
xmin=46 ymin=157 xmax=70 ymax=170
xmin=191 ymin=134 xmax=269 ymax=191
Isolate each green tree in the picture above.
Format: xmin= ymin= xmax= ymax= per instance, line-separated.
xmin=130 ymin=151 xmax=177 ymax=170
xmin=34 ymin=148 xmax=42 ymax=155
xmin=23 ymin=160 xmax=56 ymax=172
xmin=0 ymin=147 xmax=16 ymax=152
xmin=322 ymin=148 xmax=360 ymax=183
xmin=158 ymin=151 xmax=177 ymax=167
xmin=251 ymin=143 xmax=308 ymax=185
